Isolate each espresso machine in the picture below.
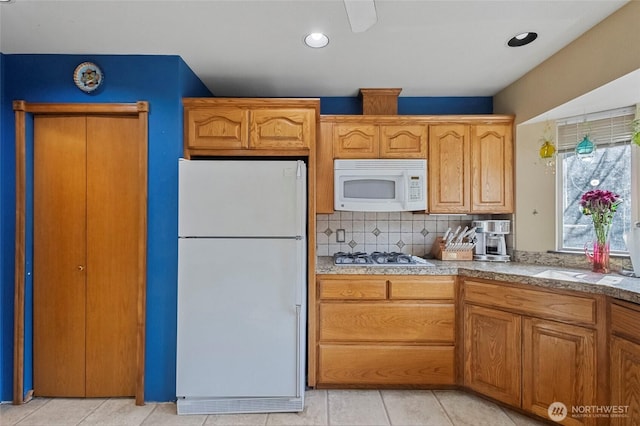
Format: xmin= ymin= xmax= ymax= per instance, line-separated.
xmin=472 ymin=220 xmax=510 ymax=262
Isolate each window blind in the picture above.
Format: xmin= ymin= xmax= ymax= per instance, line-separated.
xmin=556 ymin=106 xmax=635 ymax=152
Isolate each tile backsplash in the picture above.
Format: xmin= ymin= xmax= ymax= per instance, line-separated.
xmin=316 ymin=212 xmax=485 ymax=257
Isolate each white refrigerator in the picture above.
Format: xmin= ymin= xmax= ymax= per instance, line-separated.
xmin=176 ymin=159 xmax=306 ymax=415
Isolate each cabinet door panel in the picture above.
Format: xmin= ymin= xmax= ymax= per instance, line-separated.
xmin=186 ymin=107 xmax=248 ymax=149
xmin=250 ymin=108 xmax=313 ymax=149
xmin=428 ymin=124 xmax=470 ymax=213
xmin=320 ymin=303 xmax=455 ymax=343
xmin=610 ymin=336 xmax=640 ymax=425
xmin=522 ymin=318 xmax=596 ymax=426
xmin=318 ymin=344 xmax=455 ymax=385
xmin=333 ymin=124 xmax=379 ymax=158
xmin=316 ymin=120 xmax=334 ymax=213
xmin=380 ymin=125 xmax=427 ymax=158
xmin=464 ymin=304 xmax=521 ymax=406
xmin=471 ymin=124 xmax=513 ymax=213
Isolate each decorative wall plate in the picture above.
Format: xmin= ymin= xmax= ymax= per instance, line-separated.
xmin=73 ymin=62 xmax=103 ymax=92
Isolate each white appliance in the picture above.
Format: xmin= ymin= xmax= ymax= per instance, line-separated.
xmin=176 ymin=159 xmax=306 ymax=415
xmin=472 ymin=220 xmax=511 ymax=262
xmin=334 ymin=159 xmax=427 ymax=212
xmin=627 ymin=224 xmax=640 ymax=277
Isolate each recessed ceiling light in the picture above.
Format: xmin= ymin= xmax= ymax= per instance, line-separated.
xmin=508 ymin=32 xmax=538 ymax=47
xmin=304 ymin=33 xmax=329 ymax=49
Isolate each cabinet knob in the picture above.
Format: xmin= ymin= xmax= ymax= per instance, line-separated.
xmin=77 ymin=265 xmax=85 ymax=271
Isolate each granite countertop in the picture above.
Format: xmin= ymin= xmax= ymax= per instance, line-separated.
xmin=316 ymin=256 xmax=640 ymax=304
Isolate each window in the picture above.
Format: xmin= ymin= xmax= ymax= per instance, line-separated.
xmin=556 ymin=107 xmax=636 ymax=253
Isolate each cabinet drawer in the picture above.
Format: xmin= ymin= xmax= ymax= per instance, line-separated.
xmin=611 ymin=303 xmax=640 ymax=342
xmin=318 ymin=344 xmax=455 ymax=385
xmin=464 ymin=280 xmax=596 ymax=325
xmin=319 ymin=303 xmax=454 ymax=343
xmin=319 ymin=278 xmax=387 ymax=300
xmin=389 ymin=277 xmax=454 ymax=300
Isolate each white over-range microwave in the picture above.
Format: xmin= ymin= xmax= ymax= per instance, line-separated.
xmin=334 ymin=159 xmax=427 ymax=212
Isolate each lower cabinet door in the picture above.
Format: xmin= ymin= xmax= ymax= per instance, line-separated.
xmin=522 ymin=318 xmax=596 ymax=426
xmin=610 ymin=336 xmax=640 ymax=426
xmin=464 ymin=304 xmax=521 ymax=406
xmin=318 ymin=344 xmax=455 ymax=386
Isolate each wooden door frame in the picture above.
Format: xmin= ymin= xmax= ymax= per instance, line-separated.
xmin=13 ymin=101 xmax=149 ymax=405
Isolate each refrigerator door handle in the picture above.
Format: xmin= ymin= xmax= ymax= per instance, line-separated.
xmin=295 ymin=161 xmax=306 ymax=238
xmin=295 ymin=304 xmax=302 ymax=399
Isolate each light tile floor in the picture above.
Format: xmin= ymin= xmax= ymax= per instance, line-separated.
xmin=1 ymin=390 xmax=548 ymax=426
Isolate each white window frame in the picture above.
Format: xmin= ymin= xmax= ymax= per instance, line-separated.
xmin=555 ymin=106 xmax=638 ymax=253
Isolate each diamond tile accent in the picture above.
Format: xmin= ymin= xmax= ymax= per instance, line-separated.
xmin=396 ymin=240 xmax=405 ymax=249
xmin=324 ymin=227 xmax=333 ymax=237
xmin=372 ymin=228 xmax=381 ymax=237
xmin=348 ymin=240 xmax=358 ymax=249
xmin=421 ymin=228 xmax=429 ymax=237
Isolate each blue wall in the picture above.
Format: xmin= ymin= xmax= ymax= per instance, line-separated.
xmin=0 ymin=54 xmax=212 ymax=402
xmin=320 ymin=96 xmax=492 ymax=115
xmin=0 ymin=53 xmax=492 ymax=403
xmin=0 ymin=51 xmax=5 ymax=402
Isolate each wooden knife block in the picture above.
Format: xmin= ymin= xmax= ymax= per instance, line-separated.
xmin=431 ymin=237 xmax=474 ymax=261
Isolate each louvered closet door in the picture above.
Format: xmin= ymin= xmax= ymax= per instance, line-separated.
xmin=33 ymin=115 xmax=138 ymax=397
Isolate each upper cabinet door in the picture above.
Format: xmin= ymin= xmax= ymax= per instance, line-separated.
xmin=249 ymin=108 xmax=313 ymax=150
xmin=185 ymin=107 xmax=249 ymax=150
xmin=471 ymin=124 xmax=514 ymax=213
xmin=428 ymin=124 xmax=470 ymax=213
xmin=380 ymin=125 xmax=427 ymax=158
xmin=333 ymin=123 xmax=379 ymax=158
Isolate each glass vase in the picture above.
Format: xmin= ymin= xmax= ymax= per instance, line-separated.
xmin=585 ymin=233 xmax=611 ymax=274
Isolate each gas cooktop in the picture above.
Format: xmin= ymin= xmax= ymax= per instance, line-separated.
xmin=333 ymin=251 xmax=434 ymax=266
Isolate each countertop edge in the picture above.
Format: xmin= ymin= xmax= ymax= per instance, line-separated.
xmin=316 ymin=257 xmax=640 ymax=304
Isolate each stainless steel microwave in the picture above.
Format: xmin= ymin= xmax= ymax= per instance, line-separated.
xmin=334 ymin=159 xmax=427 ymax=212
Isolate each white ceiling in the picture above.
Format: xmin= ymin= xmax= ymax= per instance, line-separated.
xmin=0 ymin=0 xmax=631 ymax=100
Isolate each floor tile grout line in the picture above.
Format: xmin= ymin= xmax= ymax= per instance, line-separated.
xmin=13 ymin=398 xmax=53 ymax=425
xmin=325 ymin=389 xmax=330 ymax=426
xmin=497 ymin=406 xmax=523 ymax=426
xmin=77 ymin=397 xmax=110 ymax=425
xmin=432 ymin=390 xmax=456 ymax=426
xmin=377 ymin=390 xmax=392 ymax=426
xmin=138 ymin=402 xmax=159 ymax=426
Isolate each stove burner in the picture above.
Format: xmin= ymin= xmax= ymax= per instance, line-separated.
xmin=370 ymin=251 xmax=413 ymax=264
xmin=333 ymin=251 xmax=374 ymax=264
xmin=333 ymin=251 xmax=418 ymax=265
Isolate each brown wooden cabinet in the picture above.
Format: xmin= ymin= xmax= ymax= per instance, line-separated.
xmin=315 ymin=275 xmax=456 ymax=387
xmin=464 ymin=304 xmax=521 ymax=406
xmin=429 ymin=122 xmax=513 ymax=214
xmin=428 ymin=124 xmax=470 ymax=213
xmin=316 ymin=115 xmax=514 ymax=214
xmin=610 ymin=301 xmax=640 ymax=425
xmin=183 ymin=98 xmax=319 ymax=157
xmin=332 ymin=122 xmax=427 ymax=159
xmin=522 ymin=318 xmax=596 ymax=426
xmin=462 ymin=278 xmax=602 ymax=425
xmin=471 ymin=124 xmax=514 ymax=213
xmin=333 ymin=123 xmax=379 ymax=158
